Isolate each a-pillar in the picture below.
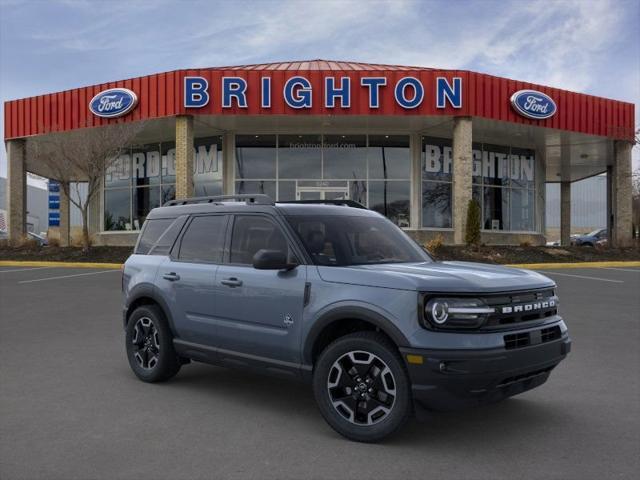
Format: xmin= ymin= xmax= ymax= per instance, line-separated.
xmin=175 ymin=115 xmax=194 ymax=199
xmin=59 ymin=182 xmax=70 ymax=247
xmin=452 ymin=117 xmax=473 ymax=244
xmin=560 ymin=181 xmax=571 ymax=246
xmin=6 ymin=139 xmax=27 ymax=244
xmin=610 ymin=141 xmax=633 ymax=247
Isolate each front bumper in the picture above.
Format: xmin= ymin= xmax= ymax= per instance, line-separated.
xmin=400 ymin=333 xmax=571 ymax=412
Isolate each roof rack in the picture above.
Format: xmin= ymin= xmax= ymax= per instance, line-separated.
xmin=277 ymin=199 xmax=368 ymax=209
xmin=163 ymin=194 xmax=275 ymax=207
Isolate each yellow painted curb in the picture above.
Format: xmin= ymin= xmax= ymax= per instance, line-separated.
xmin=0 ymin=260 xmax=123 ymax=269
xmin=506 ymin=261 xmax=640 ymax=269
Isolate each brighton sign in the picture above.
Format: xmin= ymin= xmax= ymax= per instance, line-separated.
xmin=183 ymin=75 xmax=463 ymax=110
xmin=89 ymin=88 xmax=138 ymax=118
xmin=510 ymin=89 xmax=557 ymax=120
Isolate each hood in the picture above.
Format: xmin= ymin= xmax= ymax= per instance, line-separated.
xmin=316 ymin=261 xmax=555 ymax=293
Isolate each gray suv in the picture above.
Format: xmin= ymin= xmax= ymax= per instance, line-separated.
xmin=122 ymin=195 xmax=570 ymax=442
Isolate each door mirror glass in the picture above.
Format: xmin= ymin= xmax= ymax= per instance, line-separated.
xmin=252 ymin=249 xmax=295 ymax=270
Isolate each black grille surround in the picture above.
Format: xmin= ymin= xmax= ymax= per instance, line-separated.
xmin=419 ymin=288 xmax=559 ymax=332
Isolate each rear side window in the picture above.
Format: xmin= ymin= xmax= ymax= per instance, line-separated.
xmin=136 ymin=218 xmax=174 ymax=254
xmin=178 ymin=215 xmax=227 ymax=263
xmin=149 ymin=216 xmax=187 ymax=255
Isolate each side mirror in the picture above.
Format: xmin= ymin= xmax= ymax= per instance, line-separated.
xmin=252 ymin=249 xmax=297 ymax=270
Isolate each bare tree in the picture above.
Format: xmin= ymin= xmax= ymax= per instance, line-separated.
xmin=27 ymin=121 xmax=144 ymax=251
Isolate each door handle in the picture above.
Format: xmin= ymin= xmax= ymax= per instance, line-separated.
xmin=220 ymin=277 xmax=243 ymax=287
xmin=162 ymin=272 xmax=180 ymax=281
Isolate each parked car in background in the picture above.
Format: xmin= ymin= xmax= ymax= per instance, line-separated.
xmin=572 ymin=229 xmax=607 ymax=247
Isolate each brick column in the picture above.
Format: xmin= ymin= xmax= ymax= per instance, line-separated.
xmin=611 ymin=141 xmax=633 ymax=247
xmin=560 ymin=181 xmax=571 ymax=246
xmin=6 ymin=139 xmax=27 ymax=244
xmin=452 ymin=117 xmax=473 ymax=244
xmin=59 ymin=182 xmax=70 ymax=247
xmin=175 ymin=115 xmax=194 ymax=199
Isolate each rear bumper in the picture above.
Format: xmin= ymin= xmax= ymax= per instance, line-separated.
xmin=400 ymin=334 xmax=571 ymax=412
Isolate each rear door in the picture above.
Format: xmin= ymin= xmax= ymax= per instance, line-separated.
xmin=213 ymin=214 xmax=307 ymax=365
xmin=156 ymin=214 xmax=229 ymax=346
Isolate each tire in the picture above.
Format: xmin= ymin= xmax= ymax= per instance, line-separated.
xmin=125 ymin=304 xmax=181 ymax=383
xmin=313 ymin=331 xmax=411 ymax=442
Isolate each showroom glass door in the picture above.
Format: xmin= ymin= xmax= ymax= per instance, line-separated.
xmin=295 ymin=181 xmax=350 ymax=200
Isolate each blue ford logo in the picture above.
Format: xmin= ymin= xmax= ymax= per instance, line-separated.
xmin=89 ymin=88 xmax=138 ymax=118
xmin=510 ymin=89 xmax=556 ymax=120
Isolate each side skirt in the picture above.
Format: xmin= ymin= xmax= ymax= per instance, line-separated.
xmin=173 ymin=339 xmax=313 ymax=382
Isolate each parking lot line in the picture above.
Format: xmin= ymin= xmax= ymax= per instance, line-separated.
xmin=0 ymin=266 xmax=56 ymax=274
xmin=17 ymin=270 xmax=120 ymax=284
xmin=599 ymin=267 xmax=640 ymax=273
xmin=540 ymin=271 xmax=624 ymax=283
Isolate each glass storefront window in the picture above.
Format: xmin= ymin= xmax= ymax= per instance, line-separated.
xmin=161 ymin=142 xmax=176 ymax=184
xmin=104 ymin=188 xmax=131 ymax=231
xmin=235 ymin=135 xmax=276 ymax=179
xmin=510 ymin=188 xmax=535 ymax=231
xmin=368 ymin=135 xmax=410 ymax=179
xmin=322 ymin=135 xmax=367 ymax=179
xmin=236 ymin=180 xmax=276 ymax=200
xmin=194 ymin=136 xmax=223 ymax=197
xmin=105 ymin=154 xmax=131 ymax=188
xmin=278 ymin=134 xmax=322 ymax=179
xmin=132 ymin=143 xmax=161 ymax=187
xmin=132 ymin=186 xmax=160 ymax=229
xmin=422 ymin=181 xmax=452 ymax=228
xmin=510 ymin=147 xmax=535 ymax=189
xmin=482 ymin=144 xmax=510 ymax=187
xmin=483 ymin=186 xmax=509 ymax=231
xmin=369 ymin=181 xmax=411 ymax=228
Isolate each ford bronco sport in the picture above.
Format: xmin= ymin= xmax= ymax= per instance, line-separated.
xmin=122 ymin=194 xmax=570 ymax=442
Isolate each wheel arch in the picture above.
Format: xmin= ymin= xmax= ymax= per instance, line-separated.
xmin=303 ymin=306 xmax=410 ymax=366
xmin=125 ymin=287 xmax=177 ymax=336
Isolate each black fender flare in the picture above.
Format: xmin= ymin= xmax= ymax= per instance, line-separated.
xmin=124 ymin=285 xmax=177 ymax=336
xmin=302 ymin=306 xmax=410 ymax=364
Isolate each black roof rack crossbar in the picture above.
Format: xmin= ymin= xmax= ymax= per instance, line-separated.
xmin=163 ymin=194 xmax=274 ymax=207
xmin=277 ymin=199 xmax=368 ymax=209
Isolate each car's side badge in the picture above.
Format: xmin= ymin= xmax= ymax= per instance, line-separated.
xmin=284 ymin=314 xmax=294 ymax=326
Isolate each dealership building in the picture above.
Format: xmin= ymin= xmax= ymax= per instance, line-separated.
xmin=3 ymin=60 xmax=635 ymax=246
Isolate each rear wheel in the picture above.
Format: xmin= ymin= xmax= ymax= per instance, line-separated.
xmin=125 ymin=305 xmax=181 ymax=382
xmin=313 ymin=331 xmax=411 ymax=442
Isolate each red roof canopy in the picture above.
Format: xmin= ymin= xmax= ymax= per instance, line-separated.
xmin=4 ymin=59 xmax=635 ymax=141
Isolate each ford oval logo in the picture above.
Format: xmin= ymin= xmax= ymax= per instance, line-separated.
xmin=510 ymin=89 xmax=556 ymax=120
xmin=89 ymin=88 xmax=138 ymax=118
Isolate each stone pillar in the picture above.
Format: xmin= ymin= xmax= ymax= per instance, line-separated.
xmin=611 ymin=141 xmax=633 ymax=247
xmin=222 ymin=133 xmax=235 ymax=196
xmin=560 ymin=181 xmax=571 ymax=246
xmin=409 ymin=133 xmax=422 ymax=229
xmin=452 ymin=117 xmax=473 ymax=244
xmin=59 ymin=182 xmax=71 ymax=247
xmin=175 ymin=115 xmax=194 ymax=199
xmin=6 ymin=139 xmax=27 ymax=244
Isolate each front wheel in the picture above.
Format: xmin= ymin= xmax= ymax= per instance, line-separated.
xmin=125 ymin=305 xmax=181 ymax=383
xmin=313 ymin=332 xmax=411 ymax=442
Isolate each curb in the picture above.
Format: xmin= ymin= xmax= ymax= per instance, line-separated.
xmin=1 ymin=260 xmax=639 ymax=270
xmin=0 ymin=260 xmax=122 ymax=269
xmin=506 ymin=261 xmax=640 ymax=269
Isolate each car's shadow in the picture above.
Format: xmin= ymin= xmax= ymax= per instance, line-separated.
xmin=154 ymin=362 xmax=571 ymax=447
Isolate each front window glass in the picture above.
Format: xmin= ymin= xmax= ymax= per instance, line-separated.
xmin=229 ymin=216 xmax=290 ymax=264
xmin=322 ymin=135 xmax=367 ymax=179
xmin=104 ymin=188 xmax=131 ymax=231
xmin=286 ymin=215 xmax=429 ymax=266
xmin=132 ymin=186 xmax=160 ymax=229
xmin=235 ymin=135 xmax=276 ymax=179
xmin=278 ymin=134 xmax=322 ymax=179
xmin=194 ymin=136 xmax=223 ymax=196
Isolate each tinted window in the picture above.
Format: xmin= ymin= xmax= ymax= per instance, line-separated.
xmin=149 ymin=216 xmax=187 ymax=255
xmin=230 ymin=216 xmax=289 ymax=264
xmin=136 ymin=218 xmax=173 ymax=254
xmin=178 ymin=215 xmax=227 ymax=263
xmin=286 ymin=215 xmax=429 ymax=266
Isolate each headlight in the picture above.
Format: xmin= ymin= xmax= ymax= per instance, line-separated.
xmin=423 ymin=297 xmax=494 ymax=329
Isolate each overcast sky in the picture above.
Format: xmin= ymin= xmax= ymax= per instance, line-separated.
xmin=1 ymin=0 xmax=638 ymax=181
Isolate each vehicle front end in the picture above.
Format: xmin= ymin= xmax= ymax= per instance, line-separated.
xmin=401 ymin=282 xmax=570 ymax=412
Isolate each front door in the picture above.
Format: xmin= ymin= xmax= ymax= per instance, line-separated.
xmin=213 ymin=214 xmax=307 ymax=365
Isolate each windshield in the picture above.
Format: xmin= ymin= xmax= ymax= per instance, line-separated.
xmin=286 ymin=215 xmax=431 ymax=266
xmin=587 ymin=229 xmax=603 ymax=237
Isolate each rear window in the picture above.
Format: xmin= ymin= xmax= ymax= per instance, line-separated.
xmin=135 ymin=216 xmax=186 ymax=255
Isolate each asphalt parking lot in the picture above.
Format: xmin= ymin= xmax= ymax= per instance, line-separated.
xmin=1 ymin=265 xmax=639 ymax=480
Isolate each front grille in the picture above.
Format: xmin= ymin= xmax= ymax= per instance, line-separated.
xmin=482 ymin=289 xmax=558 ymax=330
xmin=504 ymin=325 xmax=562 ymax=350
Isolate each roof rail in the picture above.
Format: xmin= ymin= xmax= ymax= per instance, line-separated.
xmin=277 ymin=199 xmax=368 ymax=209
xmin=163 ymin=194 xmax=275 ymax=207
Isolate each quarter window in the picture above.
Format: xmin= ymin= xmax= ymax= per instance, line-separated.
xmin=178 ymin=215 xmax=227 ymax=263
